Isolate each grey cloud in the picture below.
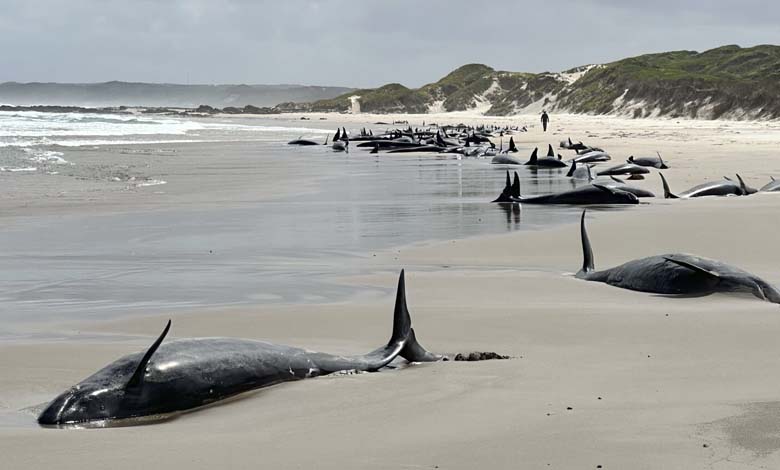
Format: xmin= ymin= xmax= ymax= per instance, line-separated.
xmin=0 ymin=0 xmax=778 ymax=87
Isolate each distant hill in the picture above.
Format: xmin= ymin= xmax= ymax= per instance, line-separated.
xmin=0 ymin=82 xmax=354 ymax=108
xmin=307 ymin=45 xmax=780 ymax=120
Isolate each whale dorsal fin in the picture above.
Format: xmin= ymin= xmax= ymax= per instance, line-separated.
xmin=663 ymin=257 xmax=720 ymax=279
xmin=505 ymin=170 xmax=511 ymax=189
xmin=526 ymin=147 xmax=538 ymax=164
xmin=586 ymin=164 xmax=594 ymax=182
xmin=126 ymin=320 xmax=171 ymax=391
xmin=547 ymin=144 xmax=554 ymax=157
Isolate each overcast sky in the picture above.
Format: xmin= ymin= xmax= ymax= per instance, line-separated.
xmin=1 ymin=0 xmax=778 ymax=88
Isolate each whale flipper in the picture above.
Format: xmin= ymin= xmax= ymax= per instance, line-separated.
xmin=577 ymin=210 xmax=595 ymax=277
xmin=126 ymin=319 xmax=171 ymax=390
xmin=610 ymin=175 xmax=625 ymax=184
xmin=663 ymin=257 xmax=721 ymax=279
xmin=592 ymin=184 xmax=621 ymax=195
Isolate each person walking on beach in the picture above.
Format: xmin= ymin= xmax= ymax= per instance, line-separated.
xmin=541 ymin=110 xmax=550 ymax=132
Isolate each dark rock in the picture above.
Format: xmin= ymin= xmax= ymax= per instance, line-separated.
xmin=452 ymin=351 xmax=510 ymax=361
xmin=194 ymin=104 xmax=218 ymax=114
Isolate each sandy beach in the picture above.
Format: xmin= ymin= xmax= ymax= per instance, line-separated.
xmin=2 ymin=112 xmax=780 ymax=469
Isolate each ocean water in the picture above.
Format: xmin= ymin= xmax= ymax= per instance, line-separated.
xmin=0 ymin=111 xmax=632 ymax=338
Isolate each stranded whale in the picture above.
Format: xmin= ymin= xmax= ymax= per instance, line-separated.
xmin=660 ymin=173 xmax=745 ymax=198
xmin=492 ymin=171 xmax=639 ymax=205
xmin=575 ymin=210 xmax=780 ymax=303
xmin=38 ymin=271 xmax=442 ymax=427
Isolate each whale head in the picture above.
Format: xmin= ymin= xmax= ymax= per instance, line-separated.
xmin=746 ymin=277 xmax=780 ymax=305
xmin=39 ymin=320 xmax=173 ymax=427
xmin=37 ymin=377 xmax=142 ymax=426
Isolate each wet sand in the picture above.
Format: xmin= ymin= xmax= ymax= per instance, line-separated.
xmin=2 ymin=112 xmax=780 ymax=469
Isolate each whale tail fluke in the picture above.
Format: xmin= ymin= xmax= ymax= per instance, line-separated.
xmin=400 ymin=328 xmax=442 ymax=362
xmin=512 ymin=171 xmax=521 ymax=198
xmin=391 ymin=270 xmax=442 ymax=363
xmin=576 ymin=210 xmax=595 ymax=278
xmin=659 ymin=173 xmax=678 ymax=199
xmin=586 ymin=164 xmax=595 ymax=182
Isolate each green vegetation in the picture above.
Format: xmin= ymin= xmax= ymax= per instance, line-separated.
xmin=308 ymin=45 xmax=780 ymax=119
xmin=558 ymin=45 xmax=780 ymax=118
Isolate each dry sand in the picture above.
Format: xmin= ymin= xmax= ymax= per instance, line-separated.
xmin=2 ymin=112 xmax=780 ymax=469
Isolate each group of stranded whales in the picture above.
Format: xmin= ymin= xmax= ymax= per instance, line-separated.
xmin=290 ymin=123 xmax=527 ymax=158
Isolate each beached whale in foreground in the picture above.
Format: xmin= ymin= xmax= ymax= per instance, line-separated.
xmin=575 ymin=210 xmax=780 ymax=304
xmin=38 ymin=271 xmax=442 ymax=427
